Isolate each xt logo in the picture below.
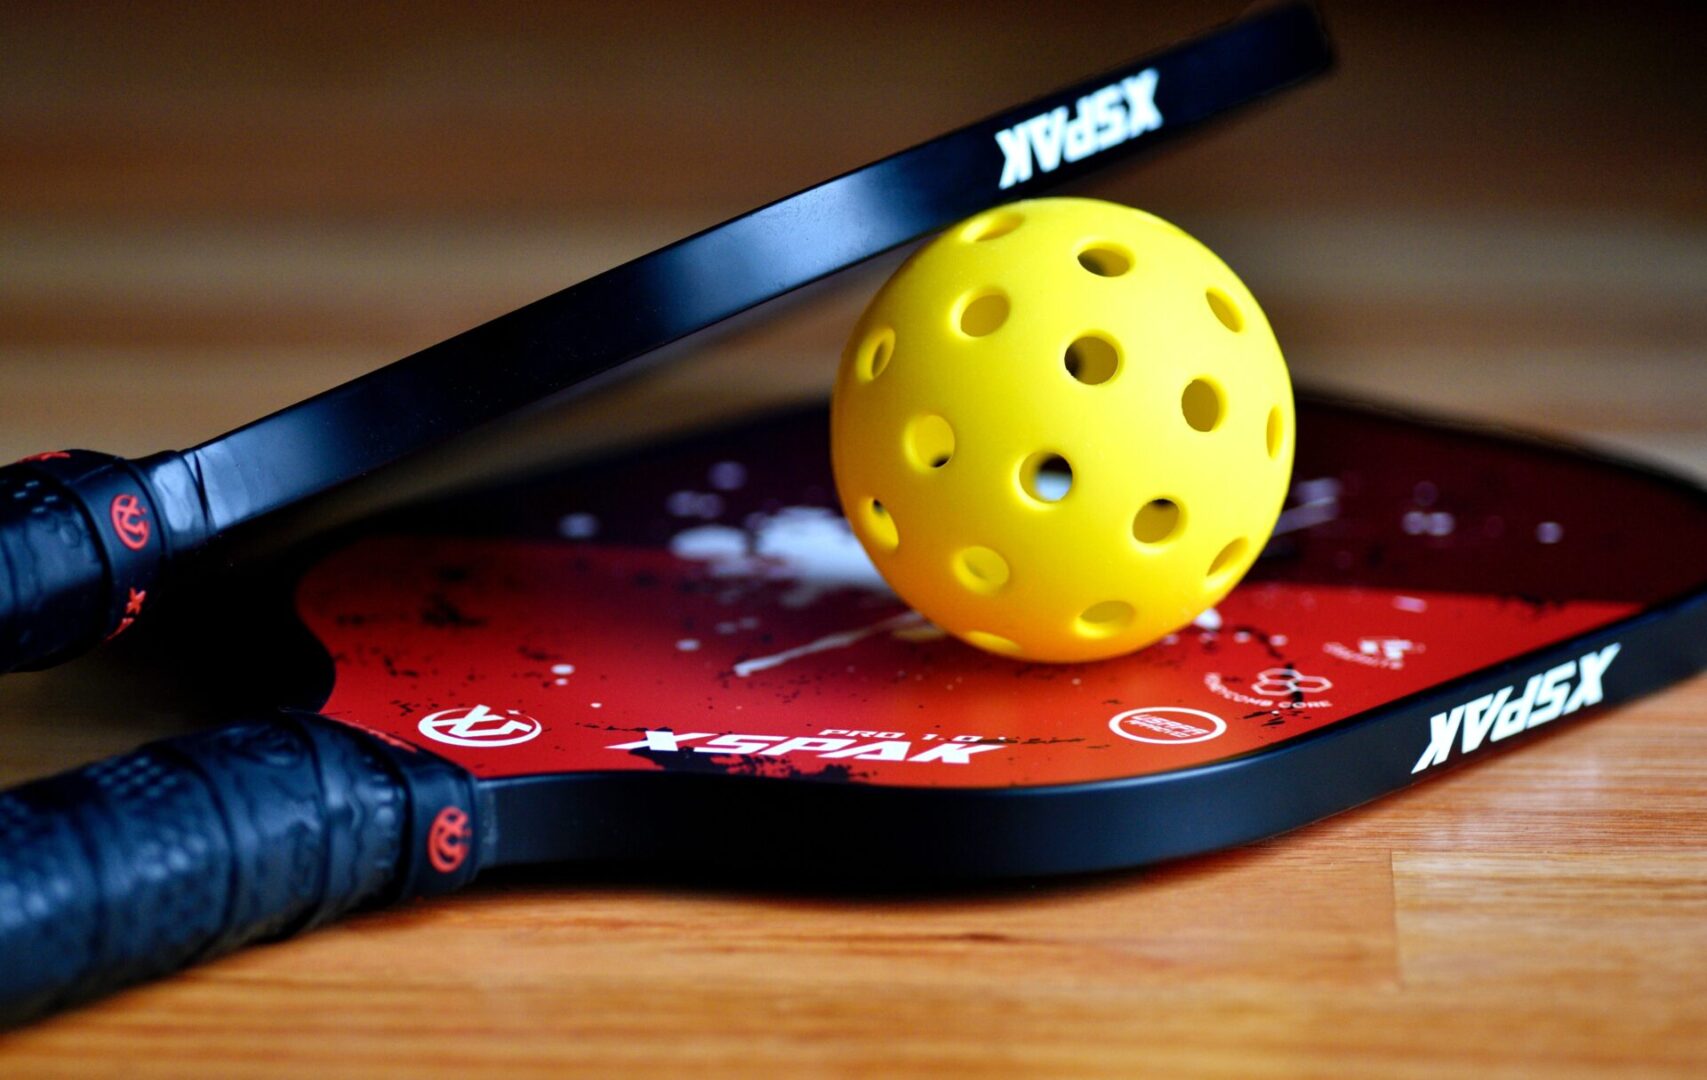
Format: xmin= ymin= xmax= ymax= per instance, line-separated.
xmin=1253 ymin=668 xmax=1334 ymax=697
xmin=1411 ymin=642 xmax=1621 ymax=773
xmin=427 ymin=806 xmax=472 ymax=873
xmin=109 ymin=493 xmax=150 ymax=551
xmin=417 ymin=704 xmax=543 ymax=748
xmin=995 ymin=69 xmax=1162 ymax=189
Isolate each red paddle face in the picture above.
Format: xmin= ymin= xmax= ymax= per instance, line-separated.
xmin=300 ymin=532 xmax=1633 ymax=786
xmin=291 ymin=400 xmax=1692 ymax=790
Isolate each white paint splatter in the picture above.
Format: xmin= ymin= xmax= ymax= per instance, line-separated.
xmin=1194 ymin=607 xmax=1223 ymax=631
xmin=676 ymin=638 xmax=701 ymax=652
xmin=1274 ymin=477 xmax=1341 ymax=536
xmin=558 ymin=513 xmax=599 ymax=539
xmin=1405 ymin=510 xmax=1455 ymax=536
xmin=733 ymin=612 xmax=923 ymax=678
xmin=551 ymin=663 xmax=575 ymax=675
xmin=670 ymin=524 xmax=746 ymax=561
xmin=708 ymin=461 xmax=747 ymax=491
xmin=664 ymin=506 xmax=928 ymax=677
xmin=670 ymin=506 xmax=893 ymax=609
xmin=1536 ymin=521 xmax=1564 ymax=544
xmin=1393 ymin=595 xmax=1428 ymax=613
xmin=755 ymin=507 xmax=890 ymax=607
xmin=667 ymin=490 xmax=725 ymax=519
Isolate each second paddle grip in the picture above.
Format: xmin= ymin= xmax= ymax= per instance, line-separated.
xmin=0 ymin=711 xmax=486 ymax=1027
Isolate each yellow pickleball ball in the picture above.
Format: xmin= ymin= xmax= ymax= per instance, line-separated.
xmin=831 ymin=197 xmax=1294 ymax=663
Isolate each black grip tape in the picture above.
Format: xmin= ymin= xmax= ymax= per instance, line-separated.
xmin=0 ymin=456 xmax=112 ymax=671
xmin=0 ymin=712 xmax=485 ymax=1026
xmin=0 ymin=450 xmax=205 ymax=673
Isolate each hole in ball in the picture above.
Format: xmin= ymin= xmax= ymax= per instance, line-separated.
xmin=1207 ymin=537 xmax=1248 ymax=580
xmin=1076 ymin=243 xmax=1133 ymax=277
xmin=904 ymin=414 xmax=956 ymax=470
xmin=1064 ymin=334 xmax=1120 ymax=385
xmin=861 ymin=498 xmax=899 ymax=553
xmin=1076 ymin=600 xmax=1135 ymax=637
xmin=957 ymin=291 xmax=1010 ymax=338
xmin=1206 ymin=287 xmax=1244 ymax=333
xmin=859 ymin=327 xmax=894 ymax=382
xmin=1266 ymin=406 xmax=1284 ymax=460
xmin=1019 ymin=452 xmax=1073 ymax=503
xmin=965 ymin=630 xmax=1022 ymax=656
xmin=953 ymin=546 xmax=1011 ymax=595
xmin=1181 ymin=378 xmax=1224 ymax=433
xmin=1132 ymin=499 xmax=1182 ymax=545
xmin=962 ymin=211 xmax=1023 ymax=243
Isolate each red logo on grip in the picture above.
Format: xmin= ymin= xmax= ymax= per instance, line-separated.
xmin=109 ymin=493 xmax=150 ymax=551
xmin=427 ymin=806 xmax=472 ymax=873
xmin=103 ymin=589 xmax=149 ymax=643
xmin=18 ymin=451 xmax=72 ymax=463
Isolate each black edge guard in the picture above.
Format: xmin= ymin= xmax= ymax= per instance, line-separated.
xmin=0 ymin=450 xmax=211 ymax=673
xmin=0 ymin=712 xmax=485 ymax=1027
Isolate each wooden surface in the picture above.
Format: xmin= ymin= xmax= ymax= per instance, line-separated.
xmin=2 ymin=2 xmax=1705 ymax=1075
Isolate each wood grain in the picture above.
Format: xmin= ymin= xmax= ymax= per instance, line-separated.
xmin=1 ymin=1 xmax=1704 ymax=1075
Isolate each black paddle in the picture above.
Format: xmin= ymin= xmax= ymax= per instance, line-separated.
xmin=0 ymin=4 xmax=1331 ymax=674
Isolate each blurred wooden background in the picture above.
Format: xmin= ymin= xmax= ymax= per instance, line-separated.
xmin=1 ymin=1 xmax=1704 ymax=1075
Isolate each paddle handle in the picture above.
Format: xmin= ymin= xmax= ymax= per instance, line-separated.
xmin=0 ymin=712 xmax=484 ymax=1027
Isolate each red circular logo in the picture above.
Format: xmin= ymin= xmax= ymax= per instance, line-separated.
xmin=427 ymin=806 xmax=472 ymax=873
xmin=109 ymin=493 xmax=150 ymax=551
